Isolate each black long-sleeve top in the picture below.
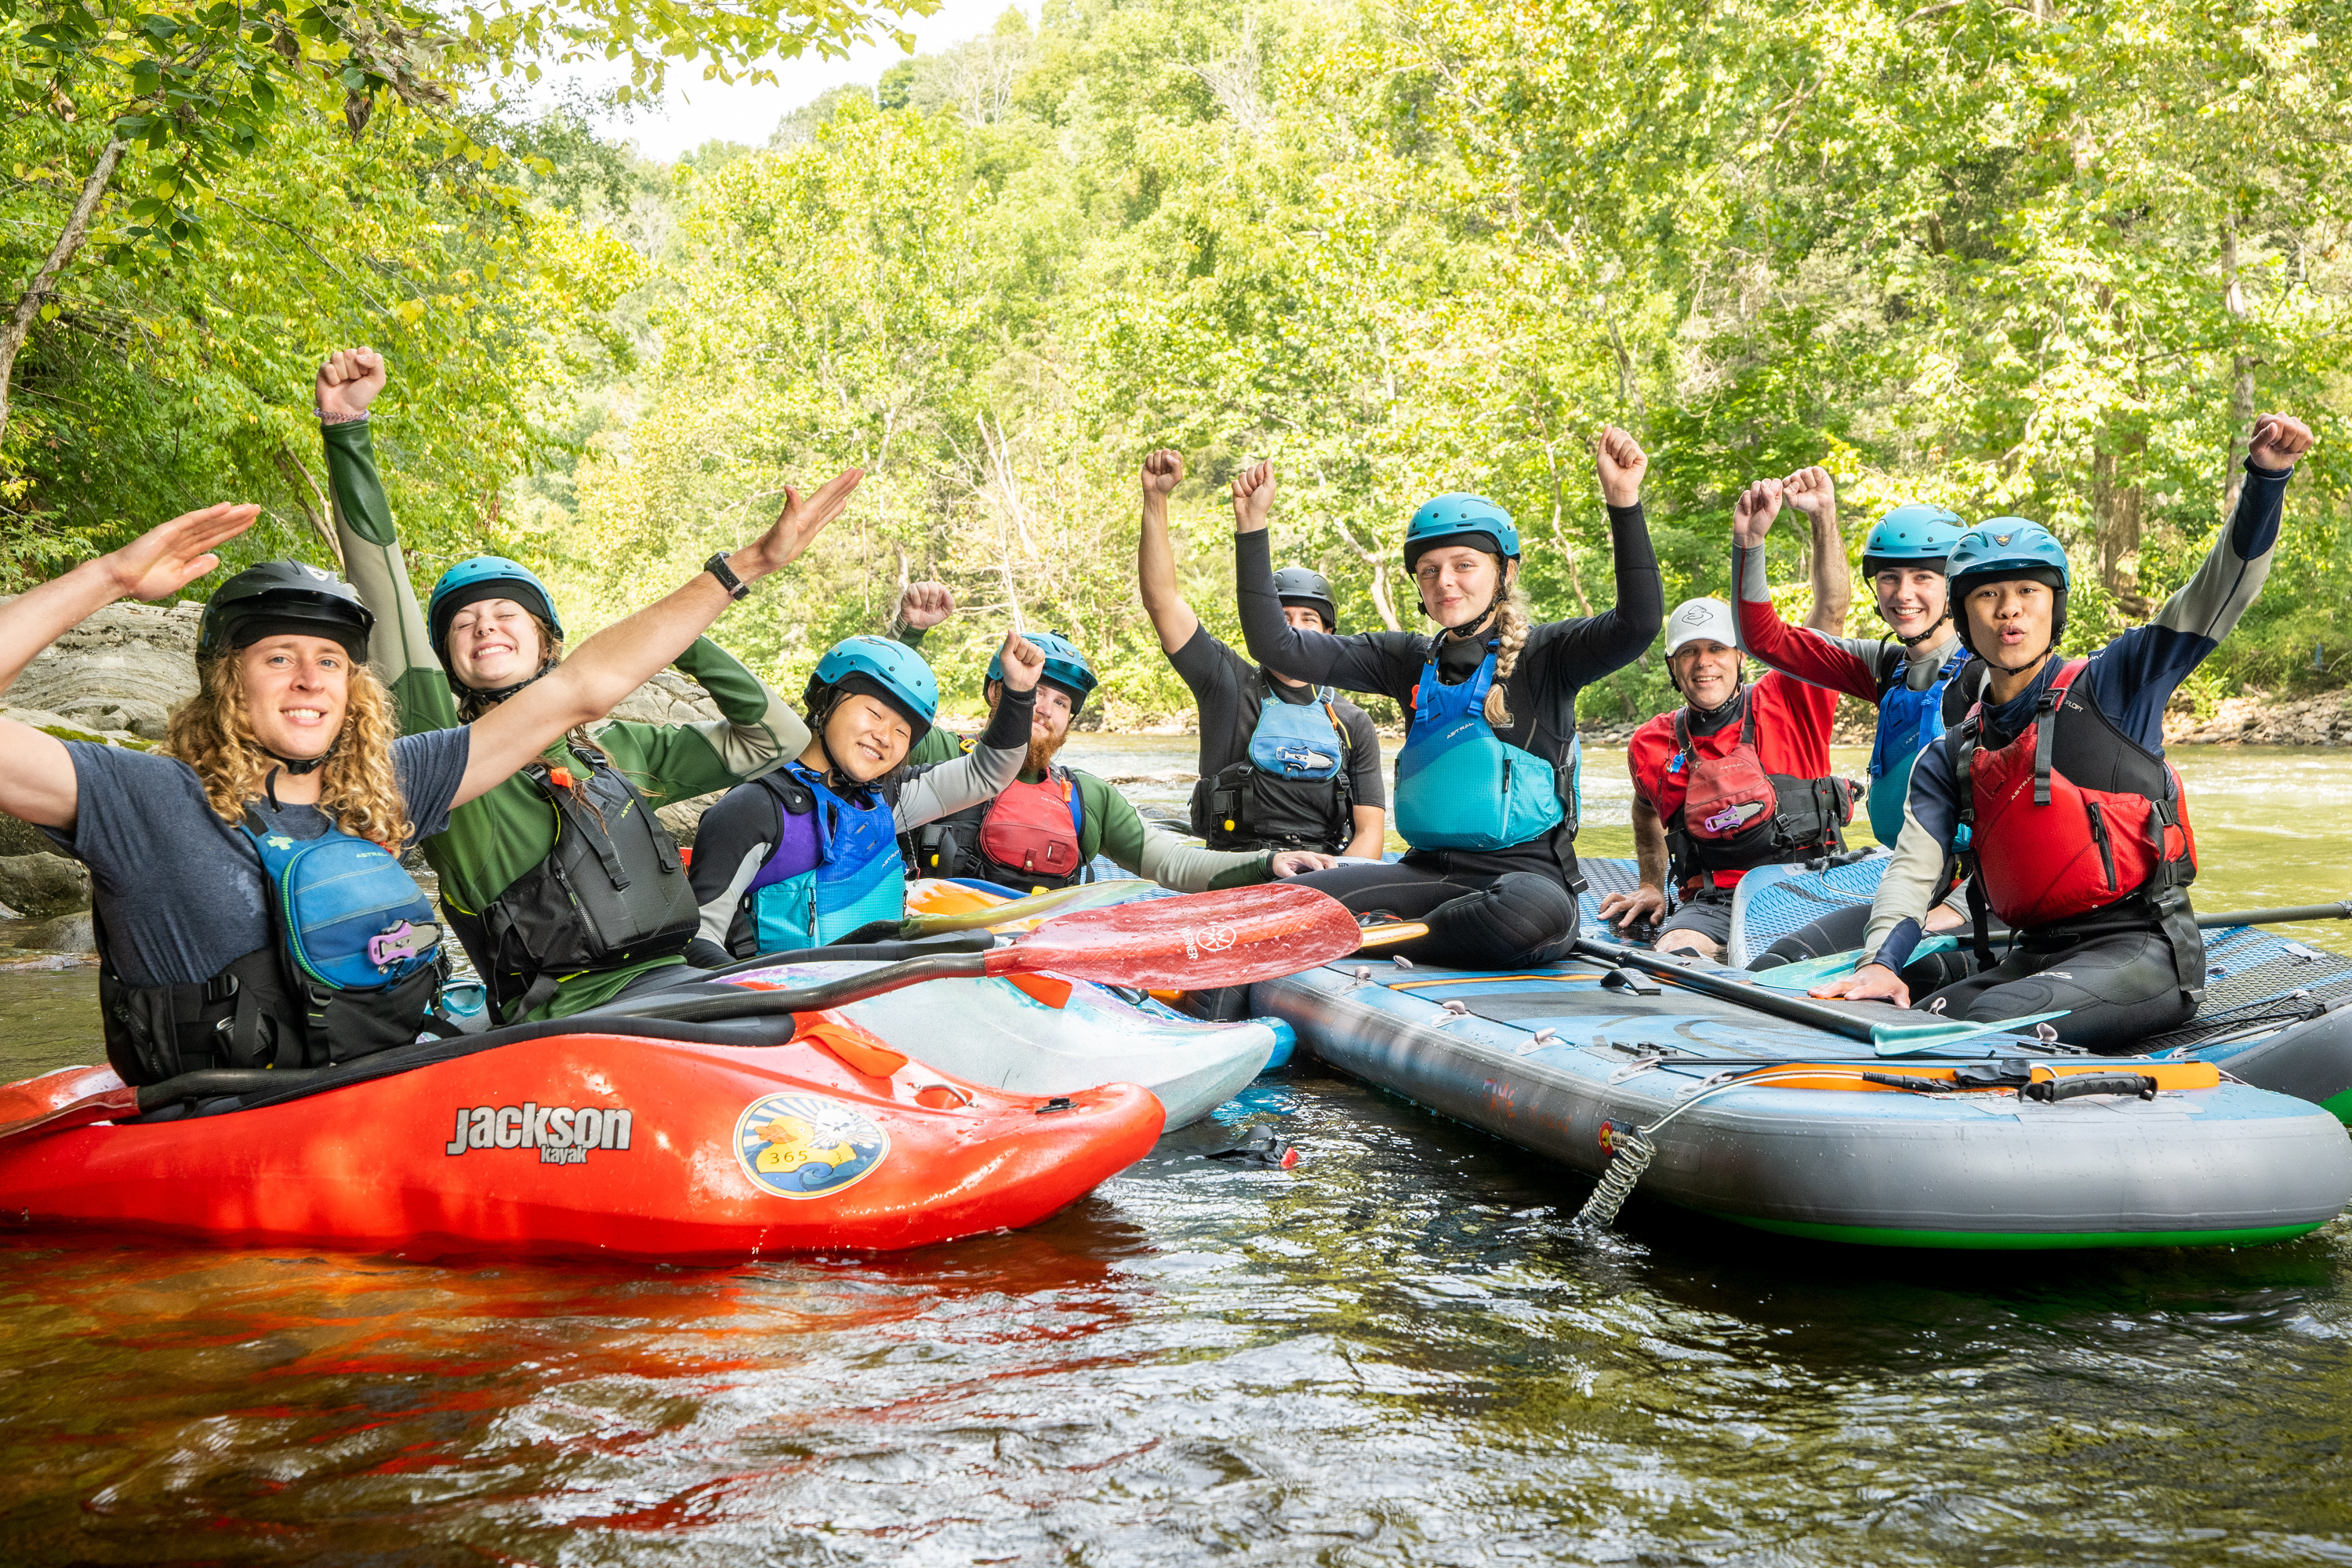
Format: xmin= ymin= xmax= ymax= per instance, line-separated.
xmin=1233 ymin=504 xmax=1662 ymax=882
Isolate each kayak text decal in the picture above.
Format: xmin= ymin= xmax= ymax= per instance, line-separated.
xmin=442 ymin=1103 xmax=634 ymax=1163
xmin=735 ymin=1092 xmax=890 ymax=1200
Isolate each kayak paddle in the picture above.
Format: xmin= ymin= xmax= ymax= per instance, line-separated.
xmin=608 ymin=883 xmax=1365 ymax=1025
xmin=1570 ymin=935 xmax=2065 ymax=1056
xmin=2191 ymin=897 xmax=2352 ymax=929
xmin=898 ymin=880 xmax=1128 ymax=935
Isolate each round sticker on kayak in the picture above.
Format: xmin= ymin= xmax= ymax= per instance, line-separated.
xmin=735 ymin=1093 xmax=890 ymax=1200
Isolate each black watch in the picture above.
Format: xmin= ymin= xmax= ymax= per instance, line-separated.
xmin=704 ymin=550 xmax=750 ymax=601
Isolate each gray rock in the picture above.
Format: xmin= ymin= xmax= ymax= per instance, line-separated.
xmin=0 ymin=852 xmax=90 ymax=917
xmin=607 ymin=668 xmax=725 ymax=727
xmin=0 ymin=812 xmax=51 ymax=860
xmin=20 ymin=912 xmax=95 ymax=954
xmin=657 ymin=790 xmax=724 ymax=844
xmin=2 ymin=598 xmax=198 ymax=743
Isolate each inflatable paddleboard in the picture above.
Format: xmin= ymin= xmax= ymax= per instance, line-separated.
xmin=1254 ymin=942 xmax=2352 ymax=1249
xmin=0 ymin=1007 xmax=1161 ymax=1261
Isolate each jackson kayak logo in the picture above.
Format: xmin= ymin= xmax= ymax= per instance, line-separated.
xmin=443 ymin=1103 xmax=633 ymax=1163
xmin=735 ymin=1093 xmax=889 ymax=1200
xmin=1182 ymin=924 xmax=1237 ymax=961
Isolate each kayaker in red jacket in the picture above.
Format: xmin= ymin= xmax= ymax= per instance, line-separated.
xmin=1599 ymin=468 xmax=1853 ymax=957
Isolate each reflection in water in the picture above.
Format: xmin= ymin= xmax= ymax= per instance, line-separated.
xmin=0 ymin=742 xmax=2348 ymax=1560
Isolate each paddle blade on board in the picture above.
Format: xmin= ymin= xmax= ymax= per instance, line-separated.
xmin=988 ymin=884 xmax=1361 ymax=991
xmin=1870 ymin=1011 xmax=2069 ymax=1056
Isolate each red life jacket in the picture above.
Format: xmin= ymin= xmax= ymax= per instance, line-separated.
xmin=1663 ymin=699 xmax=1852 ymax=893
xmin=976 ymin=771 xmax=1087 ymax=888
xmin=1953 ymin=659 xmax=2197 ymax=929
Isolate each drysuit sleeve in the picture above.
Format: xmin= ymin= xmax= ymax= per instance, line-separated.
xmin=321 ymin=417 xmax=457 ymax=736
xmin=889 ymin=688 xmax=1033 ymax=829
xmin=2078 ymin=457 xmax=2296 ymax=748
xmin=1080 ymin=772 xmax=1272 ymax=892
xmin=688 ymin=780 xmax=780 ymax=956
xmin=1860 ymin=731 xmax=1964 ymax=967
xmin=1234 ymin=531 xmax=1424 ymax=703
xmin=662 ymin=637 xmax=808 ymax=786
xmin=1733 ymin=541 xmax=1887 ymax=703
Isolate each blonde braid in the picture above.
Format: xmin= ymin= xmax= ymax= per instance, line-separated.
xmin=165 ymin=655 xmax=418 ymax=855
xmin=1481 ymin=580 xmax=1534 ymax=728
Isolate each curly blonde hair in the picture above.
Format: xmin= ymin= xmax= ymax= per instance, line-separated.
xmin=1480 ymin=571 xmax=1533 ymax=730
xmin=164 ymin=649 xmax=416 ymax=854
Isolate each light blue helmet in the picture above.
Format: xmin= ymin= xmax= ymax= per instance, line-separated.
xmin=426 ymin=555 xmax=564 ymax=697
xmin=989 ymin=630 xmax=1097 ymax=710
xmin=1860 ymin=503 xmax=1967 ymax=578
xmin=807 ymin=634 xmax=939 ymax=741
xmin=1946 ymin=519 xmax=2071 ymax=657
xmin=1403 ymin=494 xmax=1520 ymax=572
xmin=427 ymin=557 xmax=564 ymax=660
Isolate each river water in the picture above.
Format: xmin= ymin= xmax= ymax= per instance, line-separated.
xmin=2 ymin=739 xmax=2350 ymax=1563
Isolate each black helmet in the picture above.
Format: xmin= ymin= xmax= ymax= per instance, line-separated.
xmin=1272 ymin=565 xmax=1338 ymax=633
xmin=198 ymin=561 xmax=375 ymax=662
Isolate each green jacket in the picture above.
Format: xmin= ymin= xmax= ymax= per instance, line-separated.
xmin=323 ymin=418 xmax=806 ymax=1018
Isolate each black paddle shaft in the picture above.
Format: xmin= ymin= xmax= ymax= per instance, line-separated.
xmin=2192 ymin=898 xmax=2352 ymax=929
xmin=593 ymin=952 xmax=994 ymax=1023
xmin=1571 ymin=936 xmax=1882 ymax=1045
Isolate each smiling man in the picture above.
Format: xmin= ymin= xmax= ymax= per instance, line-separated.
xmin=316 ymin=347 xmax=823 ymax=1023
xmin=1813 ymin=413 xmax=2318 ymax=1051
xmin=1601 ymin=469 xmax=1857 ymax=957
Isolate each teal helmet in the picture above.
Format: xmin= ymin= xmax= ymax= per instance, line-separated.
xmin=426 ymin=555 xmax=564 ymax=679
xmin=990 ymin=630 xmax=1097 ymax=710
xmin=1403 ymin=494 xmax=1520 ymax=572
xmin=1860 ymin=503 xmax=1966 ymax=579
xmin=1946 ymin=519 xmax=2071 ymax=658
xmin=806 ymin=634 xmax=938 ymax=742
xmin=199 ymin=561 xmax=374 ymax=662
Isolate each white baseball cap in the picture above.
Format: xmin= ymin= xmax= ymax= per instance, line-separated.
xmin=1664 ymin=597 xmax=1739 ymax=657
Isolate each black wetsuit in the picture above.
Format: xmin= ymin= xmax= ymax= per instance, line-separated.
xmin=1232 ymin=510 xmax=1661 ymax=968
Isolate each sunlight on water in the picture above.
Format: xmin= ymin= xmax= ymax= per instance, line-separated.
xmin=0 ymin=739 xmax=2348 ymax=1562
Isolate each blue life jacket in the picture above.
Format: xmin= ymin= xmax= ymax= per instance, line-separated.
xmin=96 ymin=801 xmax=447 ymax=1087
xmin=1248 ymin=688 xmax=1345 ymax=780
xmin=1393 ymin=648 xmax=1567 ymax=852
xmin=240 ymin=811 xmax=443 ymax=993
xmin=746 ymin=764 xmax=906 ymax=951
xmin=1192 ymin=681 xmax=1356 ymax=853
xmin=1867 ymin=644 xmax=1971 ymax=844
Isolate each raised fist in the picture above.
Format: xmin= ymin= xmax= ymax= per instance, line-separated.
xmin=1780 ymin=465 xmax=1835 ymax=519
xmin=1142 ymin=448 xmax=1185 ymax=498
xmin=1732 ymin=478 xmax=1784 ymax=548
xmin=897 ymin=580 xmax=956 ymax=632
xmin=996 ymin=629 xmax=1045 ymax=692
xmin=1231 ymin=459 xmax=1276 ymax=532
xmin=1595 ymin=426 xmax=1648 ymax=507
xmin=2249 ymin=412 xmax=2317 ymax=471
xmin=316 ymin=347 xmax=386 ymax=422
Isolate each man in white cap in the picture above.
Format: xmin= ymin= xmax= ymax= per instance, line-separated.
xmin=1599 ymin=474 xmax=1853 ymax=956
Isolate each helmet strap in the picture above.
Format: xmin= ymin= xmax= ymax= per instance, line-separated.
xmin=450 ymin=655 xmax=556 ymax=710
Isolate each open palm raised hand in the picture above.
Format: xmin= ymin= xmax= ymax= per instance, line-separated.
xmin=740 ymin=469 xmax=864 ymax=580
xmin=106 ymin=503 xmax=261 ymax=601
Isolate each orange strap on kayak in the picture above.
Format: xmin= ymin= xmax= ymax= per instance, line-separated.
xmin=790 ymin=1011 xmax=910 ymax=1078
xmin=1736 ymin=1061 xmax=2222 ymax=1094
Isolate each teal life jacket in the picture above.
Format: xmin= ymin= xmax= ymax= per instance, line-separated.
xmin=745 ymin=764 xmax=907 ymax=952
xmin=96 ymin=799 xmax=447 ymax=1087
xmin=1392 ymin=646 xmax=1570 ymax=853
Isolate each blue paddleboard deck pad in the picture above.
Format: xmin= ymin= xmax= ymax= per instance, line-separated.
xmin=1252 ymin=954 xmax=2352 ymax=1249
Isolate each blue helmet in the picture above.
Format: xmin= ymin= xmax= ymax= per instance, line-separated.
xmin=1860 ymin=503 xmax=1966 ymax=578
xmin=1946 ymin=519 xmax=2071 ymax=657
xmin=990 ymin=630 xmax=1097 ymax=710
xmin=1403 ymin=494 xmax=1520 ymax=572
xmin=806 ymin=634 xmax=939 ymax=741
xmin=426 ymin=556 xmax=564 ymax=671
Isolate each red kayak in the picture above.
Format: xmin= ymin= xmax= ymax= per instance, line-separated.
xmin=0 ymin=1008 xmax=1160 ymax=1261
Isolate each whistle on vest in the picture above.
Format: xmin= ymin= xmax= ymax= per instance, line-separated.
xmin=1668 ymin=751 xmax=1687 ymax=775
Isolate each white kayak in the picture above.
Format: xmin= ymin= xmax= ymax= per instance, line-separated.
xmin=732 ymin=956 xmax=1280 ymax=1130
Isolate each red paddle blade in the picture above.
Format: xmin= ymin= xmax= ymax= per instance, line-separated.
xmin=985 ymin=884 xmax=1360 ymax=991
xmin=0 ymin=1085 xmax=140 ymax=1147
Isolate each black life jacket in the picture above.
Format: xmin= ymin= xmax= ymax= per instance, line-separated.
xmin=1663 ymin=695 xmax=1853 ymax=894
xmin=905 ymin=747 xmax=1093 ymax=893
xmin=441 ymin=739 xmax=699 ymax=1021
xmin=96 ymin=805 xmax=447 ymax=1087
xmin=1189 ymin=675 xmax=1356 ymax=854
